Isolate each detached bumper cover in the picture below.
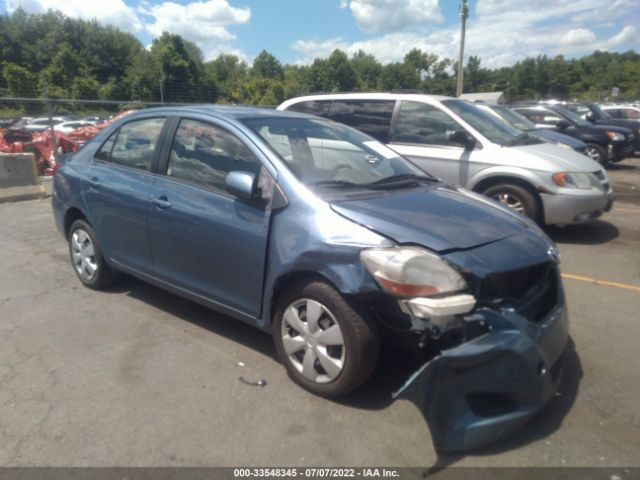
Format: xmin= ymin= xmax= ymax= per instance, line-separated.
xmin=394 ymin=305 xmax=569 ymax=453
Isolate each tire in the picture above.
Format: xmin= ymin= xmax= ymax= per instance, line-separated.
xmin=68 ymin=219 xmax=116 ymax=289
xmin=585 ymin=143 xmax=609 ymax=167
xmin=272 ymin=280 xmax=379 ymax=398
xmin=482 ymin=183 xmax=540 ymax=223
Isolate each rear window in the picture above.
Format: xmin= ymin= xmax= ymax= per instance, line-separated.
xmin=286 ymin=100 xmax=332 ymax=117
xmin=327 ymin=100 xmax=395 ymax=143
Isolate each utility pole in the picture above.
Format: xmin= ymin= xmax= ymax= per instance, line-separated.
xmin=456 ymin=0 xmax=469 ymax=97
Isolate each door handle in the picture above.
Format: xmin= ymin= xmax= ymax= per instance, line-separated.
xmin=151 ymin=196 xmax=172 ymax=209
xmin=88 ymin=177 xmax=99 ymax=188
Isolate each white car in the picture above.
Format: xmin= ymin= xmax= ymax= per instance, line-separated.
xmin=278 ymin=93 xmax=614 ymax=226
xmin=601 ymin=105 xmax=640 ymax=121
xmin=54 ymin=120 xmax=97 ymax=134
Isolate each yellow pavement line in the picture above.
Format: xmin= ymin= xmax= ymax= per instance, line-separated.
xmin=562 ymin=273 xmax=640 ymax=293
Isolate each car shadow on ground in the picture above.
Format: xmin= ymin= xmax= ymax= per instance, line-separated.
xmin=546 ymin=220 xmax=619 ymax=245
xmin=101 ymin=275 xmax=582 ymax=463
xmin=607 ymin=162 xmax=638 ymax=171
xmin=101 ymin=274 xmax=278 ymax=362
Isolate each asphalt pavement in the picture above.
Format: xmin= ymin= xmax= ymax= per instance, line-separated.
xmin=0 ymin=157 xmax=639 ymax=467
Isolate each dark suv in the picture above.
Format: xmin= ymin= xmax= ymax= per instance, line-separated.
xmin=511 ymin=104 xmax=634 ymax=166
xmin=560 ymin=102 xmax=640 ymax=152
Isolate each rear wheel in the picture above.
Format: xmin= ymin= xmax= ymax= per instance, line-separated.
xmin=585 ymin=143 xmax=608 ymax=167
xmin=68 ymin=219 xmax=116 ymax=289
xmin=273 ymin=280 xmax=379 ymax=398
xmin=482 ymin=183 xmax=540 ymax=223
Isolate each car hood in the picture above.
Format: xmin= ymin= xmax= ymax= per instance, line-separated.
xmin=530 ymin=129 xmax=586 ymax=149
xmin=330 ymin=184 xmax=532 ymax=253
xmin=591 ymin=124 xmax=633 ymax=135
xmin=513 ymin=142 xmax=601 ymax=171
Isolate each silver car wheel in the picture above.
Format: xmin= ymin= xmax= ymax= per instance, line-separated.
xmin=493 ymin=192 xmax=525 ymax=213
xmin=281 ymin=298 xmax=345 ymax=384
xmin=71 ymin=228 xmax=98 ymax=281
xmin=585 ymin=146 xmax=601 ymax=162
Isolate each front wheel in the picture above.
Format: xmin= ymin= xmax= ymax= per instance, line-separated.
xmin=272 ymin=281 xmax=379 ymax=398
xmin=482 ymin=183 xmax=540 ymax=223
xmin=585 ymin=143 xmax=608 ymax=167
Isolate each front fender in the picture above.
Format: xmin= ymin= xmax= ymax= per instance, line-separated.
xmin=467 ymin=166 xmax=545 ymax=192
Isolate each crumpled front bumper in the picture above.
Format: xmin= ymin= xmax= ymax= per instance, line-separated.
xmin=393 ymin=304 xmax=569 ymax=453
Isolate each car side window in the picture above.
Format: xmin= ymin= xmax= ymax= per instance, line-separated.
xmin=95 ymin=132 xmax=117 ymax=161
xmin=327 ymin=100 xmax=394 ymax=142
xmin=518 ymin=109 xmax=561 ymax=125
xmin=624 ymin=109 xmax=639 ymax=119
xmin=393 ymin=101 xmax=463 ymax=146
xmin=286 ymin=100 xmax=332 ymax=117
xmin=98 ymin=118 xmax=165 ymax=171
xmin=167 ymin=119 xmax=261 ymax=192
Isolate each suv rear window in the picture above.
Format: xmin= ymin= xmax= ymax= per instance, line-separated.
xmin=287 ymin=100 xmax=332 ymax=117
xmin=327 ymin=100 xmax=395 ymax=143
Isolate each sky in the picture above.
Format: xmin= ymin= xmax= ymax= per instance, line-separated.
xmin=2 ymin=0 xmax=639 ymax=68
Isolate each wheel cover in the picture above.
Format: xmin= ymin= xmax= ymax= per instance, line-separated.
xmin=586 ymin=146 xmax=601 ymax=162
xmin=281 ymin=298 xmax=345 ymax=384
xmin=71 ymin=228 xmax=98 ymax=281
xmin=491 ymin=192 xmax=525 ymax=213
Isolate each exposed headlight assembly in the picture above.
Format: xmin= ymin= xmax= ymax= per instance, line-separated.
xmin=360 ymin=246 xmax=467 ymax=297
xmin=552 ymin=172 xmax=594 ymax=189
xmin=360 ymin=246 xmax=475 ymax=328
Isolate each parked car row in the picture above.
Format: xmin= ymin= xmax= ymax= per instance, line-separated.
xmin=278 ymin=93 xmax=613 ymax=226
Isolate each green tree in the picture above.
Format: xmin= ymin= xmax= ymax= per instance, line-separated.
xmin=251 ymin=50 xmax=283 ymax=80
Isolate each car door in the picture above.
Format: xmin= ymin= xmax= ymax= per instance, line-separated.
xmin=388 ymin=100 xmax=479 ymax=186
xmin=147 ymin=117 xmax=271 ymax=318
xmin=82 ymin=116 xmax=166 ymax=274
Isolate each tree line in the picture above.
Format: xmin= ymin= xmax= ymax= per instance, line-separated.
xmin=1 ymin=8 xmax=639 ymax=113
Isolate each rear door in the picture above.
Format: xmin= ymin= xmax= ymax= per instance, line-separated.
xmin=82 ymin=116 xmax=166 ymax=273
xmin=147 ymin=117 xmax=272 ymax=318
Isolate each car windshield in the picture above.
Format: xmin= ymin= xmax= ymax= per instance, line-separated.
xmin=553 ymin=106 xmax=590 ymax=127
xmin=488 ymin=105 xmax=537 ymax=131
xmin=443 ymin=100 xmax=535 ymax=146
xmin=242 ymin=116 xmax=430 ymax=187
xmin=589 ymin=103 xmax=611 ymax=119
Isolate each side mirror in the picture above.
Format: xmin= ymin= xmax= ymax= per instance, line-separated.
xmin=585 ymin=112 xmax=596 ymax=122
xmin=557 ymin=120 xmax=570 ymax=130
xmin=225 ymin=171 xmax=259 ymax=201
xmin=449 ymin=130 xmax=476 ymax=150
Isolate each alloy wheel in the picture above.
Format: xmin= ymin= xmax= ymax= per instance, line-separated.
xmin=585 ymin=146 xmax=601 ymax=163
xmin=492 ymin=192 xmax=525 ymax=213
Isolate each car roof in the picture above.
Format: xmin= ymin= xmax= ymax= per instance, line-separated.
xmin=280 ymin=92 xmax=453 ymax=106
xmin=125 ymin=105 xmax=317 ymax=122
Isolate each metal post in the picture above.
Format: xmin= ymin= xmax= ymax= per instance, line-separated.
xmin=44 ymin=84 xmax=60 ymax=166
xmin=456 ymin=1 xmax=469 ymax=97
xmin=159 ymin=75 xmax=165 ymax=104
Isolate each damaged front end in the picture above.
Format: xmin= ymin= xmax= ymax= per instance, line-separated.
xmin=391 ymin=262 xmax=569 ymax=453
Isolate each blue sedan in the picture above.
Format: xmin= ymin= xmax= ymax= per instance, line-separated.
xmin=52 ymin=106 xmax=568 ymax=452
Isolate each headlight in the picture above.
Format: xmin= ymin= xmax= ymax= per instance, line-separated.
xmin=606 ymin=131 xmax=625 ymax=141
xmin=360 ymin=246 xmax=467 ymax=297
xmin=552 ymin=172 xmax=594 ymax=189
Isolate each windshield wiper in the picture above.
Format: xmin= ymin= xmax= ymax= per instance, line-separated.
xmin=364 ymin=173 xmax=439 ymax=188
xmin=308 ymin=179 xmax=361 ymax=189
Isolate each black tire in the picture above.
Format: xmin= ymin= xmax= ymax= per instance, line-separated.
xmin=272 ymin=280 xmax=379 ymax=398
xmin=585 ymin=143 xmax=609 ymax=167
xmin=482 ymin=183 xmax=540 ymax=223
xmin=68 ymin=219 xmax=116 ymax=289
